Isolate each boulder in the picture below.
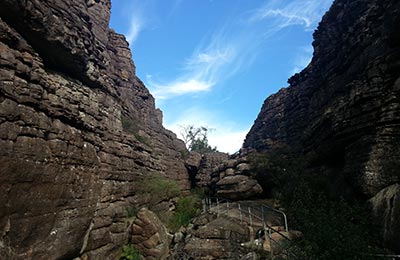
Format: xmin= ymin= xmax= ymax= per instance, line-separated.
xmin=131 ymin=208 xmax=171 ymax=260
xmin=369 ymin=184 xmax=400 ymax=252
xmin=216 ymin=175 xmax=263 ymax=200
xmin=183 ymin=215 xmax=248 ymax=259
xmin=185 ymin=152 xmax=202 ymax=171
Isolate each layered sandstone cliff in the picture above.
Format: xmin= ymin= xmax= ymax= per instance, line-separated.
xmin=0 ymin=0 xmax=189 ymax=259
xmin=244 ymin=0 xmax=400 ymax=252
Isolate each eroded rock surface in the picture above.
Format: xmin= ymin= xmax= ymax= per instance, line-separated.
xmin=0 ymin=1 xmax=189 ymax=259
xmin=215 ymin=175 xmax=262 ymax=200
xmin=182 ymin=214 xmax=249 ymax=260
xmin=370 ymin=184 xmax=400 ymax=251
xmin=131 ymin=208 xmax=171 ymax=260
xmin=244 ymin=0 xmax=400 ymax=252
xmin=209 ymin=156 xmax=262 ymax=200
xmin=190 ymin=152 xmax=262 ymax=200
xmin=194 ymin=152 xmax=230 ymax=188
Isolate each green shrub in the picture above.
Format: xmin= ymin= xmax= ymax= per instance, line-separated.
xmin=125 ymin=207 xmax=137 ymax=218
xmin=121 ymin=115 xmax=139 ymax=134
xmin=249 ymin=149 xmax=383 ymax=259
xmin=121 ymin=115 xmax=152 ymax=147
xmin=168 ymin=195 xmax=202 ymax=231
xmin=138 ymin=173 xmax=181 ymax=204
xmin=119 ymin=244 xmax=142 ymax=260
xmin=179 ymin=149 xmax=189 ymax=159
xmin=134 ymin=133 xmax=151 ymax=147
xmin=286 ymin=181 xmax=380 ymax=260
xmin=248 ymin=148 xmax=304 ymax=198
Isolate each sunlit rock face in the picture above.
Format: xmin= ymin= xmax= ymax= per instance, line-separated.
xmin=0 ymin=0 xmax=189 ymax=259
xmin=244 ymin=0 xmax=400 ymax=252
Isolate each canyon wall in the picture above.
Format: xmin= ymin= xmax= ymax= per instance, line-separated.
xmin=244 ymin=0 xmax=400 ymax=252
xmin=0 ymin=0 xmax=189 ymax=259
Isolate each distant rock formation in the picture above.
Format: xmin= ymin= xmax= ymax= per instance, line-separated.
xmin=0 ymin=0 xmax=189 ymax=259
xmin=188 ymin=152 xmax=229 ymax=188
xmin=210 ymin=157 xmax=262 ymax=200
xmin=244 ymin=0 xmax=400 ymax=252
xmin=186 ymin=152 xmax=263 ymax=200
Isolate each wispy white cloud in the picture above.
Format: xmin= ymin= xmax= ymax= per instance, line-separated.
xmin=126 ymin=15 xmax=145 ymax=45
xmin=148 ymin=1 xmax=331 ymax=101
xmin=139 ymin=0 xmax=333 ymax=152
xmin=168 ymin=0 xmax=184 ymax=18
xmin=164 ymin=107 xmax=248 ymax=154
xmin=122 ymin=0 xmax=152 ymax=46
xmin=290 ymin=46 xmax=313 ymax=75
xmin=148 ymin=31 xmax=240 ymax=100
xmin=249 ymin=0 xmax=332 ymax=32
xmin=150 ymin=78 xmax=214 ymax=100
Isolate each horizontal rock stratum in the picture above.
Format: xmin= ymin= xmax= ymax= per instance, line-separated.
xmin=0 ymin=0 xmax=189 ymax=259
xmin=244 ymin=0 xmax=400 ymax=252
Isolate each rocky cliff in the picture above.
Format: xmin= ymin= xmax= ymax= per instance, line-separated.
xmin=0 ymin=0 xmax=189 ymax=259
xmin=244 ymin=0 xmax=400 ymax=252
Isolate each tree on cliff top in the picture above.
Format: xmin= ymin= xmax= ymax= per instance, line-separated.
xmin=180 ymin=125 xmax=217 ymax=154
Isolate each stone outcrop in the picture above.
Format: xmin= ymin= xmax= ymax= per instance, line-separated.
xmin=0 ymin=1 xmax=189 ymax=259
xmin=179 ymin=213 xmax=249 ymax=259
xmin=244 ymin=0 xmax=400 ymax=252
xmin=193 ymin=152 xmax=229 ymax=188
xmin=215 ymin=175 xmax=262 ymax=200
xmin=189 ymin=152 xmax=263 ymax=200
xmin=210 ymin=157 xmax=262 ymax=200
xmin=131 ymin=208 xmax=171 ymax=260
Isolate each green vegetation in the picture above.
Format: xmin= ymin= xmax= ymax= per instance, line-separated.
xmin=249 ymin=149 xmax=305 ymax=199
xmin=121 ymin=114 xmax=151 ymax=147
xmin=121 ymin=114 xmax=139 ymax=134
xmin=249 ymin=148 xmax=383 ymax=260
xmin=179 ymin=149 xmax=190 ymax=159
xmin=125 ymin=206 xmax=137 ymax=218
xmin=136 ymin=173 xmax=202 ymax=232
xmin=179 ymin=125 xmax=217 ymax=154
xmin=138 ymin=173 xmax=181 ymax=204
xmin=134 ymin=133 xmax=151 ymax=147
xmin=119 ymin=244 xmax=142 ymax=260
xmin=168 ymin=194 xmax=202 ymax=231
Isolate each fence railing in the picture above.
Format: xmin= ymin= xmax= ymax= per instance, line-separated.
xmin=359 ymin=253 xmax=400 ymax=259
xmin=203 ymin=197 xmax=400 ymax=260
xmin=203 ymin=197 xmax=288 ymax=231
xmin=203 ymin=196 xmax=301 ymax=259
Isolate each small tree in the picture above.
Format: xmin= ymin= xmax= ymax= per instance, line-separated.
xmin=179 ymin=125 xmax=217 ymax=154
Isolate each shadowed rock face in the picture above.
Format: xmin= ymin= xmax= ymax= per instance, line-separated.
xmin=244 ymin=0 xmax=400 ymax=252
xmin=0 ymin=0 xmax=189 ymax=259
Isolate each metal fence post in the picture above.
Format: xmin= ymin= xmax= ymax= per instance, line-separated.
xmin=269 ymin=228 xmax=273 ymax=259
xmin=248 ymin=207 xmax=253 ymax=226
xmin=239 ymin=204 xmax=242 ymax=223
xmin=217 ymin=198 xmax=220 ymax=216
xmin=262 ymin=206 xmax=264 ymax=222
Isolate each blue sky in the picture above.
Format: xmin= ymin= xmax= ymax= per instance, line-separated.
xmin=110 ymin=0 xmax=333 ymax=154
